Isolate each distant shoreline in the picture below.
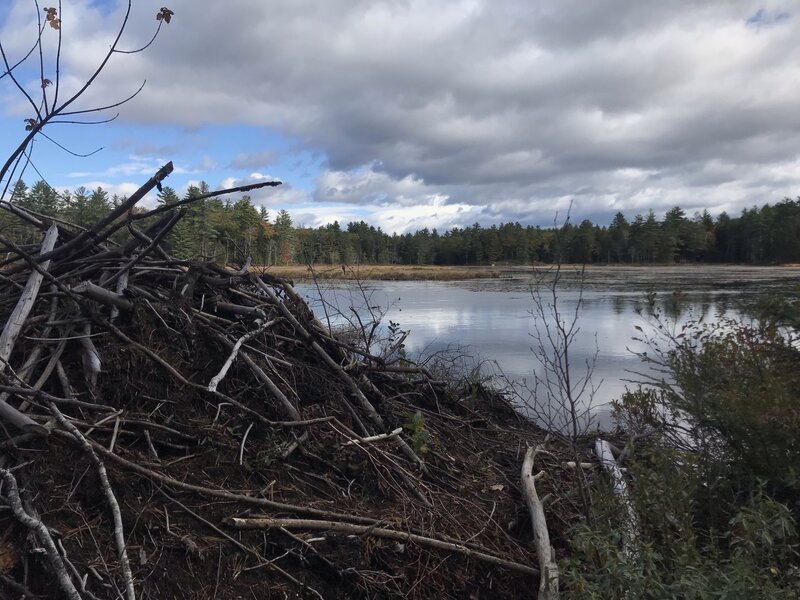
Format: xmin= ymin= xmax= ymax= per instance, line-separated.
xmin=257 ymin=264 xmax=502 ymax=281
xmin=255 ymin=262 xmax=800 ymax=282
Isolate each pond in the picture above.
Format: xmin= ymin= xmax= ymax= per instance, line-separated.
xmin=295 ymin=265 xmax=800 ymax=430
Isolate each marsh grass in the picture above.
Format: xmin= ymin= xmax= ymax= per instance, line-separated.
xmin=256 ymin=263 xmax=501 ymax=281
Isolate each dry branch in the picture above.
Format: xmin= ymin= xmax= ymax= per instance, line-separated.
xmin=521 ymin=443 xmax=558 ymax=599
xmin=51 ymin=405 xmax=135 ymax=600
xmin=227 ymin=517 xmax=539 ymax=577
xmin=0 ymin=235 xmax=58 ymax=435
xmin=71 ymin=281 xmax=133 ymax=311
xmin=0 ymin=469 xmax=81 ymax=600
xmin=56 ymin=431 xmax=379 ymax=525
xmin=206 ymin=319 xmax=277 ymax=393
xmin=0 ymin=223 xmax=58 ymax=370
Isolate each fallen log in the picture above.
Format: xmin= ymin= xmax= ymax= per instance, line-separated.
xmin=521 ymin=442 xmax=559 ymax=599
xmin=595 ymin=438 xmax=640 ymax=560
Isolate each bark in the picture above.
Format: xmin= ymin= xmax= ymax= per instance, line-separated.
xmin=71 ymin=281 xmax=133 ymax=311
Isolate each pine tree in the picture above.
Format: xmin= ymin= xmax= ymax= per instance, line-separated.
xmin=86 ymin=187 xmax=111 ymax=224
xmin=274 ymin=209 xmax=294 ymax=265
xmin=26 ymin=181 xmax=61 ymax=216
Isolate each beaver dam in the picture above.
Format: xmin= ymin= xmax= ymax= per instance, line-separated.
xmin=0 ymin=163 xmax=627 ymax=599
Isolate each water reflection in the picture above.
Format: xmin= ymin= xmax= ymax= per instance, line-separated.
xmin=296 ymin=279 xmax=757 ymax=428
xmin=612 ymin=294 xmax=626 ymax=315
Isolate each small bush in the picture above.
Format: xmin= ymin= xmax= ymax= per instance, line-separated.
xmin=562 ymin=450 xmax=800 ymax=598
xmin=565 ymin=302 xmax=800 ymax=597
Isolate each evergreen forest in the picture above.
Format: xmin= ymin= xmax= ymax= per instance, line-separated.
xmin=3 ymin=178 xmax=800 ymax=266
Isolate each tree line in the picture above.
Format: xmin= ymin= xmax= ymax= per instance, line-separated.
xmin=3 ymin=178 xmax=799 ymax=265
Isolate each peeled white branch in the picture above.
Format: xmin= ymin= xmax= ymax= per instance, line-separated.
xmin=342 ymin=427 xmax=403 ymax=446
xmin=595 ymin=438 xmax=640 ymax=560
xmin=51 ymin=405 xmax=135 ymax=600
xmin=521 ymin=443 xmax=559 ymax=600
xmin=79 ymin=325 xmax=102 ymax=389
xmin=207 ymin=320 xmax=276 ymax=393
xmin=0 ymin=468 xmax=81 ymax=600
xmin=110 ymin=270 xmax=130 ymax=321
xmin=0 ymin=224 xmax=58 ymax=370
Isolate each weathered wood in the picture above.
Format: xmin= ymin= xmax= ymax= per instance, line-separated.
xmin=71 ymin=280 xmax=133 ymax=311
xmin=0 ymin=469 xmax=81 ymax=600
xmin=595 ymin=438 xmax=640 ymax=560
xmin=207 ymin=319 xmax=277 ymax=393
xmin=0 ymin=224 xmax=58 ymax=371
xmin=521 ymin=443 xmax=559 ymax=599
xmin=228 ymin=517 xmax=539 ymax=577
xmin=0 ymin=226 xmax=58 ymax=435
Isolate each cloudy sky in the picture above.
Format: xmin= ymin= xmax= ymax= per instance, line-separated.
xmin=1 ymin=1 xmax=799 ymax=232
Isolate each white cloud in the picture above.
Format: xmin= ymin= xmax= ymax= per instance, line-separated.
xmin=314 ymin=165 xmax=440 ymax=207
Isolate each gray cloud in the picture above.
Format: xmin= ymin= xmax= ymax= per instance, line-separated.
xmin=4 ymin=0 xmax=800 ymax=230
xmin=228 ymin=150 xmax=278 ymax=170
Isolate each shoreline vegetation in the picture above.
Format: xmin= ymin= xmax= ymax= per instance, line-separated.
xmin=5 ymin=178 xmax=800 ymax=269
xmin=261 ymin=263 xmax=502 ymax=281
xmin=262 ymin=262 xmax=800 ymax=284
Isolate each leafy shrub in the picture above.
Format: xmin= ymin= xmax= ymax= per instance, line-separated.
xmin=403 ymin=410 xmax=429 ymax=457
xmin=565 ymin=300 xmax=800 ymax=597
xmin=562 ymin=450 xmax=800 ymax=598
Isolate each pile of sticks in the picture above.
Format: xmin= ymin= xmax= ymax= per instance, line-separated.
xmin=0 ymin=164 xmax=551 ymax=599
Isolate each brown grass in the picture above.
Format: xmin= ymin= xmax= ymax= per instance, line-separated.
xmin=254 ymin=263 xmax=501 ymax=281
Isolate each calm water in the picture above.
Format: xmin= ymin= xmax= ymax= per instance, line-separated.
xmin=296 ymin=266 xmax=800 ymax=429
